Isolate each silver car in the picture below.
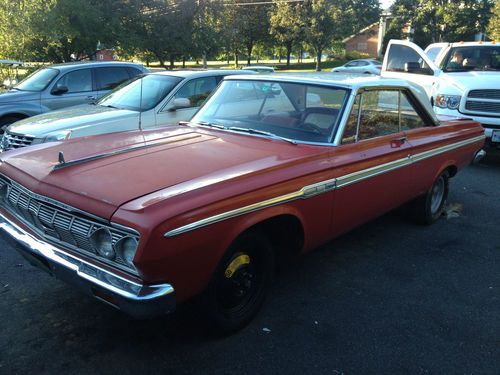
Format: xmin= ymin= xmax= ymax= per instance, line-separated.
xmin=1 ymin=70 xmax=251 ymax=151
xmin=331 ymin=59 xmax=382 ymax=75
xmin=0 ymin=61 xmax=147 ymax=130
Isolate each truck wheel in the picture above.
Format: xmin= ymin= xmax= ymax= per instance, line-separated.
xmin=200 ymin=230 xmax=274 ymax=334
xmin=412 ymin=170 xmax=449 ymax=224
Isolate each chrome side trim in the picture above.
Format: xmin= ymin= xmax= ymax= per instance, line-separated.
xmin=163 ymin=135 xmax=484 ymax=238
xmin=411 ymin=135 xmax=485 ymax=163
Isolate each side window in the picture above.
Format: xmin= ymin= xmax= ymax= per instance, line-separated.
xmin=54 ymin=69 xmax=92 ymax=93
xmin=173 ymin=77 xmax=217 ymax=108
xmin=341 ymin=94 xmax=361 ymax=144
xmin=126 ymin=67 xmax=143 ymax=78
xmin=400 ymin=92 xmax=427 ymax=130
xmin=386 ymin=44 xmax=433 ymax=75
xmin=96 ymin=67 xmax=130 ymax=91
xmin=358 ymin=90 xmax=399 ymax=140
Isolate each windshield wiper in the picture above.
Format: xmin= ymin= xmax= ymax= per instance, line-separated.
xmin=196 ymin=121 xmax=226 ymax=129
xmin=228 ymin=126 xmax=297 ymax=145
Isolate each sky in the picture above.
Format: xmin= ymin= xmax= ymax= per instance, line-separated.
xmin=381 ymin=0 xmax=394 ymax=10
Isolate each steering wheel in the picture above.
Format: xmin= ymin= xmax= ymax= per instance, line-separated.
xmin=296 ymin=122 xmax=323 ymax=134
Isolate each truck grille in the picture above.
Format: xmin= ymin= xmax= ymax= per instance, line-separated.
xmin=465 ymin=101 xmax=500 ymax=114
xmin=0 ymin=176 xmax=139 ymax=273
xmin=1 ymin=131 xmax=35 ymax=151
xmin=464 ymin=90 xmax=500 ymax=116
xmin=468 ymin=90 xmax=500 ymax=100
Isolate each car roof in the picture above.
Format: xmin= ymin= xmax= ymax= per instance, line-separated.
xmin=223 ymin=73 xmax=438 ymax=123
xmin=147 ymin=69 xmax=253 ymax=79
xmin=448 ymin=41 xmax=498 ymax=47
xmin=48 ymin=61 xmax=145 ymax=71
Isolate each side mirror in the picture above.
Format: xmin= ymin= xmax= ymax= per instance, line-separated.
xmin=51 ymin=85 xmax=69 ymax=95
xmin=168 ymin=97 xmax=191 ymax=111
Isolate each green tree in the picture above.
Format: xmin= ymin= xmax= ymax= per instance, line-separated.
xmin=487 ymin=0 xmax=500 ymax=39
xmin=269 ymin=0 xmax=305 ymax=67
xmin=303 ymin=0 xmax=346 ymax=71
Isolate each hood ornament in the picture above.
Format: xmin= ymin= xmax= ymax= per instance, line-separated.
xmin=58 ymin=151 xmax=65 ymax=165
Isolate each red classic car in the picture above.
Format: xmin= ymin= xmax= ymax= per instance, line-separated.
xmin=0 ymin=74 xmax=485 ymax=332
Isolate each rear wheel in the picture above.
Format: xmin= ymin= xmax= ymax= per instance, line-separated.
xmin=200 ymin=230 xmax=274 ymax=334
xmin=411 ymin=170 xmax=449 ymax=224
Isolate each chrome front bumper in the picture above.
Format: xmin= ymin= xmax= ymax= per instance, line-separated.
xmin=0 ymin=212 xmax=176 ymax=318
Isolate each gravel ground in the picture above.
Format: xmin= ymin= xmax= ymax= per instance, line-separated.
xmin=0 ymin=153 xmax=499 ymax=375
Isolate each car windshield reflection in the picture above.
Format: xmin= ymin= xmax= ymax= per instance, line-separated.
xmin=191 ymin=80 xmax=349 ymax=143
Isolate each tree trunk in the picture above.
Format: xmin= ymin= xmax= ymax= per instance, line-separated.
xmin=169 ymin=55 xmax=175 ymax=69
xmin=286 ymin=42 xmax=292 ymax=67
xmin=247 ymin=42 xmax=253 ymax=65
xmin=235 ymin=52 xmax=239 ymax=67
xmin=315 ymin=49 xmax=322 ymax=71
xmin=182 ymin=56 xmax=186 ymax=68
xmin=202 ymin=53 xmax=207 ymax=69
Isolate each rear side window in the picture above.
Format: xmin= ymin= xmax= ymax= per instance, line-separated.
xmin=54 ymin=69 xmax=92 ymax=93
xmin=126 ymin=67 xmax=144 ymax=78
xmin=96 ymin=67 xmax=130 ymax=91
xmin=386 ymin=44 xmax=433 ymax=75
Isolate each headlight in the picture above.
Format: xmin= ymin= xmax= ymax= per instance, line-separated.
xmin=435 ymin=94 xmax=461 ymax=110
xmin=115 ymin=236 xmax=138 ymax=267
xmin=90 ymin=228 xmax=115 ymax=259
xmin=43 ymin=130 xmax=72 ymax=142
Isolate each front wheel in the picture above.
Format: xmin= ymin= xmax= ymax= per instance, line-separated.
xmin=411 ymin=170 xmax=449 ymax=224
xmin=200 ymin=230 xmax=274 ymax=334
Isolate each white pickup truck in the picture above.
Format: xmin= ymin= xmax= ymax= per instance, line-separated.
xmin=381 ymin=40 xmax=500 ymax=148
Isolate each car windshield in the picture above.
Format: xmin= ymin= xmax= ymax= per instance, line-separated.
xmin=443 ymin=46 xmax=500 ymax=72
xmin=98 ymin=74 xmax=182 ymax=111
xmin=14 ymin=67 xmax=59 ymax=92
xmin=191 ymin=79 xmax=349 ymax=143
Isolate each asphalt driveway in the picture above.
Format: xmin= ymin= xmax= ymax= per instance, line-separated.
xmin=0 ymin=154 xmax=499 ymax=375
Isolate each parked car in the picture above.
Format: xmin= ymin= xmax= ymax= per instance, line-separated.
xmin=0 ymin=70 xmax=251 ymax=151
xmin=0 ymin=74 xmax=485 ymax=333
xmin=242 ymin=66 xmax=275 ymax=73
xmin=382 ymin=40 xmax=500 ymax=148
xmin=332 ymin=59 xmax=382 ymax=74
xmin=0 ymin=61 xmax=147 ymax=131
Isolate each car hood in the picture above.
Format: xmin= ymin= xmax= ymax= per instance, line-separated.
xmin=439 ymin=71 xmax=500 ymax=92
xmin=0 ymin=89 xmax=40 ymax=104
xmin=0 ymin=126 xmax=322 ymax=220
xmin=8 ymin=104 xmax=140 ymax=137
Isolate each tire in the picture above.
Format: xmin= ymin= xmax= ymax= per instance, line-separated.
xmin=411 ymin=170 xmax=449 ymax=224
xmin=200 ymin=230 xmax=274 ymax=334
xmin=0 ymin=115 xmax=25 ymax=133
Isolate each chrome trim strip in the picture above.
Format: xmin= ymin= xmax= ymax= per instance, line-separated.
xmin=0 ymin=211 xmax=175 ymax=317
xmin=164 ymin=135 xmax=484 ymax=238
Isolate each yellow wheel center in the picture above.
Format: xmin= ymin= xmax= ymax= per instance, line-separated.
xmin=224 ymin=254 xmax=251 ymax=278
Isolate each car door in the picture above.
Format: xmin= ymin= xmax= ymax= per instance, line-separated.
xmin=95 ymin=66 xmax=133 ymax=99
xmin=330 ymin=88 xmax=413 ymax=237
xmin=381 ymin=40 xmax=441 ymax=97
xmin=156 ymin=76 xmax=218 ymax=126
xmin=41 ymin=68 xmax=96 ymax=111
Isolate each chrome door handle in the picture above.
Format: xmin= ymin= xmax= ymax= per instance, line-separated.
xmin=86 ymin=96 xmax=96 ymax=100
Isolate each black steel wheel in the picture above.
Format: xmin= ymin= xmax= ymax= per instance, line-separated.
xmin=200 ymin=230 xmax=274 ymax=334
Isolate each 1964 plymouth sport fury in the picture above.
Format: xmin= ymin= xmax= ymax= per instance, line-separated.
xmin=0 ymin=74 xmax=485 ymax=332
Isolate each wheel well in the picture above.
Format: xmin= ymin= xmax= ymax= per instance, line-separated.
xmin=0 ymin=113 xmax=28 ymax=123
xmin=444 ymin=165 xmax=458 ymax=177
xmin=246 ymin=215 xmax=305 ymax=257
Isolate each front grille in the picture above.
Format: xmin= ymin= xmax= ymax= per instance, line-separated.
xmin=0 ymin=176 xmax=139 ymax=273
xmin=465 ymin=101 xmax=500 ymax=114
xmin=1 ymin=131 xmax=35 ymax=151
xmin=468 ymin=90 xmax=500 ymax=100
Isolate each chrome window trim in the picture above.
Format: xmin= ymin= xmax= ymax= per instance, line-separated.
xmin=164 ymin=135 xmax=485 ymax=238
